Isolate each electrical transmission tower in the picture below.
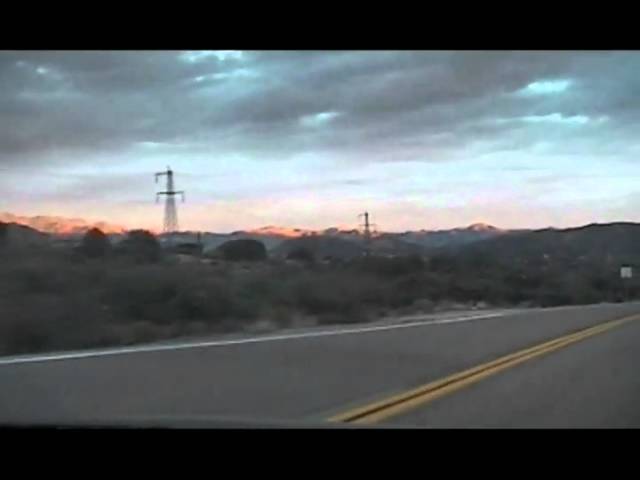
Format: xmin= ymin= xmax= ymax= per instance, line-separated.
xmin=358 ymin=211 xmax=377 ymax=256
xmin=155 ymin=166 xmax=185 ymax=234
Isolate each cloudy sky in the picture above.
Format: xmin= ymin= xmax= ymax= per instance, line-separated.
xmin=2 ymin=50 xmax=640 ymax=232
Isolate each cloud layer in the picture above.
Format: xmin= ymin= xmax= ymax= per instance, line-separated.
xmin=2 ymin=51 xmax=639 ymax=231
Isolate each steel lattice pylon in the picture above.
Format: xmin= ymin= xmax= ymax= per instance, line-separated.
xmin=155 ymin=166 xmax=185 ymax=233
xmin=359 ymin=211 xmax=377 ymax=256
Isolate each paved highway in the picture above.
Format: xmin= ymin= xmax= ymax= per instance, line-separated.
xmin=1 ymin=302 xmax=639 ymax=428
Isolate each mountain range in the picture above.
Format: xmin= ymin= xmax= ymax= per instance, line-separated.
xmin=2 ymin=212 xmax=639 ymax=273
xmin=0 ymin=211 xmax=516 ymax=257
xmin=165 ymin=222 xmax=511 ymax=255
xmin=440 ymin=222 xmax=640 ymax=269
xmin=0 ymin=212 xmax=126 ymax=236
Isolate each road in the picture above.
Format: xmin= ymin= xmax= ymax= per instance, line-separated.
xmin=1 ymin=302 xmax=639 ymax=428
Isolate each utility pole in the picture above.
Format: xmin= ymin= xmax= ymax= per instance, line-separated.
xmin=358 ymin=211 xmax=377 ymax=256
xmin=155 ymin=166 xmax=185 ymax=234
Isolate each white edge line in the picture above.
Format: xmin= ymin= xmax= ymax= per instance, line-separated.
xmin=0 ymin=312 xmax=505 ymax=366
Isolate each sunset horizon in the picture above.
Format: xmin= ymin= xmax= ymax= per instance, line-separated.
xmin=2 ymin=208 xmax=638 ymax=237
xmin=3 ymin=51 xmax=640 ymax=234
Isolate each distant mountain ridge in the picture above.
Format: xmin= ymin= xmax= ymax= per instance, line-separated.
xmin=167 ymin=223 xmax=511 ymax=255
xmin=243 ymin=226 xmax=312 ymax=237
xmin=3 ymin=211 xmax=511 ymax=239
xmin=0 ymin=221 xmax=49 ymax=247
xmin=0 ymin=212 xmax=126 ymax=236
xmin=435 ymin=221 xmax=640 ymax=270
xmin=0 ymin=211 xmax=520 ymax=253
xmin=3 ymin=212 xmax=640 ymax=268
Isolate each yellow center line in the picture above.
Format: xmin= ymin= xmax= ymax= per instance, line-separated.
xmin=328 ymin=313 xmax=640 ymax=425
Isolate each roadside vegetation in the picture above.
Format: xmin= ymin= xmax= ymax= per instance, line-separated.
xmin=0 ymin=227 xmax=636 ymax=356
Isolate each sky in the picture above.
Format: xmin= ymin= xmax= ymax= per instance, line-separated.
xmin=1 ymin=50 xmax=640 ymax=233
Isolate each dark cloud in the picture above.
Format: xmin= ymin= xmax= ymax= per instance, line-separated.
xmin=1 ymin=50 xmax=639 ymax=169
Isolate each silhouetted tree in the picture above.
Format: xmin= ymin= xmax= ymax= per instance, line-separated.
xmin=81 ymin=228 xmax=111 ymax=258
xmin=116 ymin=230 xmax=161 ymax=263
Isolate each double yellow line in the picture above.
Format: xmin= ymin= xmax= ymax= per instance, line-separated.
xmin=328 ymin=313 xmax=640 ymax=425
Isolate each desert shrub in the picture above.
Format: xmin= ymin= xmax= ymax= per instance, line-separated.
xmin=316 ymin=309 xmax=369 ymax=325
xmin=6 ymin=252 xmax=77 ymax=296
xmin=286 ymin=247 xmax=315 ymax=263
xmin=216 ymin=239 xmax=267 ymax=262
xmin=354 ymin=254 xmax=425 ymax=277
xmin=0 ymin=293 xmax=121 ymax=355
xmin=101 ymin=265 xmax=181 ymax=322
xmin=174 ymin=277 xmax=236 ymax=322
xmin=288 ymin=272 xmax=371 ymax=321
xmin=411 ymin=298 xmax=436 ymax=313
xmin=265 ymin=304 xmax=295 ymax=328
xmin=118 ymin=321 xmax=162 ymax=345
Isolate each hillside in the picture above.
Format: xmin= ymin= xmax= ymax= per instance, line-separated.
xmin=272 ymin=235 xmax=366 ymax=260
xmin=440 ymin=222 xmax=640 ymax=268
xmin=398 ymin=223 xmax=509 ymax=249
xmin=200 ymin=223 xmax=508 ymax=255
xmin=0 ymin=222 xmax=50 ymax=248
xmin=369 ymin=234 xmax=428 ymax=256
xmin=0 ymin=212 xmax=126 ymax=236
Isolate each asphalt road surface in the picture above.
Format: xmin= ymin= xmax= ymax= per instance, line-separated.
xmin=1 ymin=302 xmax=639 ymax=428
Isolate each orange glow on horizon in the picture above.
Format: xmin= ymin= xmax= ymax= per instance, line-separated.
xmin=0 ymin=212 xmax=129 ymax=236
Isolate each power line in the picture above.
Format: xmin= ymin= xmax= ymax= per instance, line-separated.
xmin=358 ymin=211 xmax=377 ymax=256
xmin=155 ymin=166 xmax=185 ymax=234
